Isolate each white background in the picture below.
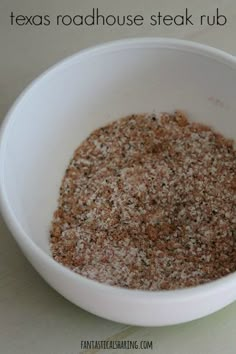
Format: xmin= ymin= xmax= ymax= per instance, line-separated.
xmin=0 ymin=1 xmax=236 ymax=353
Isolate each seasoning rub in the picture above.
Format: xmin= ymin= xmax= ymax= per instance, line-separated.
xmin=50 ymin=112 xmax=236 ymax=290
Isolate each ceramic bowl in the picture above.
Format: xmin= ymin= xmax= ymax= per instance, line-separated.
xmin=0 ymin=38 xmax=236 ymax=326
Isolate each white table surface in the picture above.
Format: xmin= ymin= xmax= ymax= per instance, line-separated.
xmin=1 ymin=0 xmax=236 ymax=353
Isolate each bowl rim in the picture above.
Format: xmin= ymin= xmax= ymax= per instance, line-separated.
xmin=1 ymin=37 xmax=236 ymax=300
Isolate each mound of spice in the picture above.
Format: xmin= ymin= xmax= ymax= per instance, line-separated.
xmin=50 ymin=111 xmax=236 ymax=290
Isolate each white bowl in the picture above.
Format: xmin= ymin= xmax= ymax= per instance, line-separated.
xmin=0 ymin=38 xmax=236 ymax=327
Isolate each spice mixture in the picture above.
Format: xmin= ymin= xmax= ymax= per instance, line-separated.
xmin=50 ymin=111 xmax=236 ymax=290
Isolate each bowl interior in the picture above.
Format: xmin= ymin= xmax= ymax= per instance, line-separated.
xmin=1 ymin=41 xmax=236 ymax=254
